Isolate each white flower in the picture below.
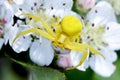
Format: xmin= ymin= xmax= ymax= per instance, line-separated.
xmin=9 ymin=0 xmax=74 ymax=66
xmin=0 ymin=1 xmax=13 ymax=49
xmin=76 ymin=1 xmax=118 ymax=77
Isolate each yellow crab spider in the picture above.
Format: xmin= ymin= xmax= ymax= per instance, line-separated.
xmin=12 ymin=13 xmax=104 ymax=69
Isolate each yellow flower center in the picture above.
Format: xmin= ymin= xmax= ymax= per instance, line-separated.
xmin=61 ymin=15 xmax=82 ymax=36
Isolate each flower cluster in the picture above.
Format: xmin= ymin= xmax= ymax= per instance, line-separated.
xmin=0 ymin=0 xmax=120 ymax=78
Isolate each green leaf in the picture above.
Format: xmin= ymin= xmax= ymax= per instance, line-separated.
xmin=29 ymin=66 xmax=65 ymax=80
xmin=5 ymin=53 xmax=66 ymax=80
xmin=117 ymin=15 xmax=120 ymax=23
xmin=64 ymin=68 xmax=93 ymax=80
xmin=0 ymin=58 xmax=27 ymax=80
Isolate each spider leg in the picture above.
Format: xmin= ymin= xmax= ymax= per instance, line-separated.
xmin=24 ymin=13 xmax=55 ymax=37
xmin=65 ymin=42 xmax=104 ymax=58
xmin=66 ymin=49 xmax=89 ymax=70
xmin=56 ymin=24 xmax=61 ymax=38
xmin=65 ymin=42 xmax=104 ymax=70
xmin=12 ymin=28 xmax=55 ymax=45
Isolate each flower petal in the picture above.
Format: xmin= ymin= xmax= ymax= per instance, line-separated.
xmin=0 ymin=0 xmax=4 ymax=5
xmin=103 ymin=22 xmax=120 ymax=50
xmin=86 ymin=1 xmax=116 ymax=27
xmin=89 ymin=55 xmax=116 ymax=77
xmin=29 ymin=38 xmax=54 ymax=66
xmin=99 ymin=47 xmax=117 ymax=62
xmin=0 ymin=38 xmax=4 ymax=49
xmin=20 ymin=0 xmax=43 ymax=12
xmin=70 ymin=50 xmax=89 ymax=71
xmin=8 ymin=21 xmax=32 ymax=53
xmin=13 ymin=0 xmax=24 ymax=5
xmin=43 ymin=0 xmax=73 ymax=10
xmin=12 ymin=36 xmax=32 ymax=53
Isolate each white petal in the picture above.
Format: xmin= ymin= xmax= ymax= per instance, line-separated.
xmin=4 ymin=10 xmax=14 ymax=30
xmin=12 ymin=36 xmax=32 ymax=53
xmin=0 ymin=0 xmax=4 ymax=5
xmin=45 ymin=9 xmax=81 ymax=20
xmin=105 ymin=22 xmax=120 ymax=31
xmin=0 ymin=4 xmax=6 ymax=19
xmin=8 ymin=24 xmax=32 ymax=53
xmin=4 ymin=29 xmax=10 ymax=45
xmin=8 ymin=24 xmax=22 ymax=46
xmin=103 ymin=22 xmax=120 ymax=50
xmin=70 ymin=50 xmax=89 ymax=71
xmin=99 ymin=47 xmax=117 ymax=62
xmin=89 ymin=55 xmax=116 ymax=77
xmin=0 ymin=38 xmax=4 ymax=49
xmin=4 ymin=0 xmax=14 ymax=12
xmin=43 ymin=0 xmax=73 ymax=10
xmin=13 ymin=0 xmax=24 ymax=5
xmin=8 ymin=27 xmax=19 ymax=46
xmin=19 ymin=0 xmax=43 ymax=13
xmin=30 ymin=38 xmax=54 ymax=66
xmin=86 ymin=1 xmax=116 ymax=27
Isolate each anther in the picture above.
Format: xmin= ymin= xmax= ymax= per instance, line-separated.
xmin=63 ymin=3 xmax=66 ymax=6
xmin=90 ymin=39 xmax=94 ymax=41
xmin=53 ymin=15 xmax=56 ymax=18
xmin=29 ymin=18 xmax=32 ymax=20
xmin=23 ymin=36 xmax=25 ymax=39
xmin=107 ymin=27 xmax=109 ymax=30
xmin=40 ymin=4 xmax=44 ymax=6
xmin=98 ymin=48 xmax=101 ymax=51
xmin=17 ymin=23 xmax=20 ymax=27
xmin=31 ymin=7 xmax=33 ymax=10
xmin=53 ymin=28 xmax=56 ymax=32
xmin=95 ymin=10 xmax=97 ymax=13
xmin=92 ymin=23 xmax=94 ymax=27
xmin=34 ymin=2 xmax=37 ymax=6
xmin=19 ymin=8 xmax=22 ymax=11
xmin=87 ymin=36 xmax=90 ymax=39
xmin=81 ymin=16 xmax=84 ymax=20
xmin=3 ymin=18 xmax=8 ymax=24
xmin=51 ymin=6 xmax=54 ymax=10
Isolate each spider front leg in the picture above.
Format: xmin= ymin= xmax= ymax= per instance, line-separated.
xmin=24 ymin=13 xmax=55 ymax=37
xmin=12 ymin=28 xmax=55 ymax=45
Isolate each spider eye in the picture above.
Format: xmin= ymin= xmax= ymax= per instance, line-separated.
xmin=61 ymin=15 xmax=82 ymax=36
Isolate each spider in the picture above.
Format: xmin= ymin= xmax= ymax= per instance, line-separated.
xmin=12 ymin=13 xmax=104 ymax=69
